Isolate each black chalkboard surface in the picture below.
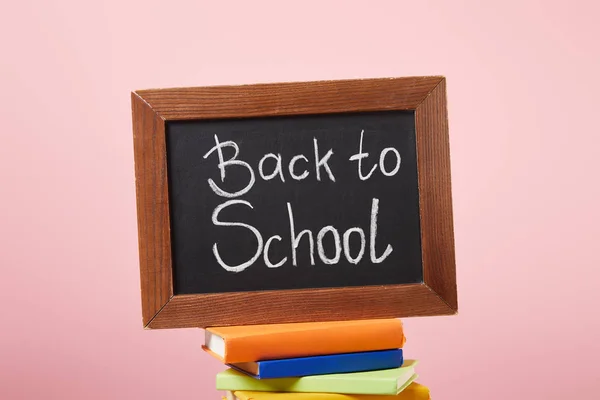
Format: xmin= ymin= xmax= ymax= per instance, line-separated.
xmin=166 ymin=111 xmax=422 ymax=295
xmin=132 ymin=76 xmax=457 ymax=328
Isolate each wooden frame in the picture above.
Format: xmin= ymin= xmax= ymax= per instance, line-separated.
xmin=132 ymin=76 xmax=457 ymax=329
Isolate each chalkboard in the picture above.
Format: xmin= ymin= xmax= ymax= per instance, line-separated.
xmin=166 ymin=111 xmax=422 ymax=295
xmin=132 ymin=76 xmax=457 ymax=328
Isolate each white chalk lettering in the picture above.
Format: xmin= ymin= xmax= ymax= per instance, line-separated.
xmin=317 ymin=226 xmax=341 ymax=264
xmin=212 ymin=200 xmax=263 ymax=272
xmin=313 ymin=138 xmax=336 ymax=182
xmin=379 ymin=147 xmax=401 ymax=177
xmin=203 ymin=130 xmax=400 ymax=272
xmin=203 ymin=134 xmax=255 ymax=198
xmin=349 ymin=130 xmax=378 ymax=180
xmin=259 ymin=153 xmax=285 ymax=182
xmin=370 ymin=198 xmax=393 ymax=263
xmin=289 ymin=154 xmax=310 ymax=180
xmin=343 ymin=227 xmax=366 ymax=264
xmin=264 ymin=235 xmax=287 ymax=268
xmin=287 ymin=202 xmax=315 ymax=266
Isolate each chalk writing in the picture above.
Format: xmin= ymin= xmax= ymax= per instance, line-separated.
xmin=203 ymin=130 xmax=401 ymax=272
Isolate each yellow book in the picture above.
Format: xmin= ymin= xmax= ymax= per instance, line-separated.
xmin=222 ymin=382 xmax=430 ymax=400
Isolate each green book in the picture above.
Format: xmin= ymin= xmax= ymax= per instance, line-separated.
xmin=216 ymin=360 xmax=418 ymax=395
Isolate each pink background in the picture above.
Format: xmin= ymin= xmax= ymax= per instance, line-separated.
xmin=1 ymin=1 xmax=599 ymax=399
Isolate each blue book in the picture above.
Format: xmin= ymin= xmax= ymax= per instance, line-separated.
xmin=228 ymin=349 xmax=403 ymax=379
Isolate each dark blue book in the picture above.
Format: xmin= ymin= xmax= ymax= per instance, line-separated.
xmin=228 ymin=349 xmax=403 ymax=379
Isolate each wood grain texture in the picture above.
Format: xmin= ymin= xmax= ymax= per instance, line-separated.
xmin=131 ymin=76 xmax=457 ymax=328
xmin=415 ymin=78 xmax=458 ymax=311
xmin=147 ymin=283 xmax=453 ymax=329
xmin=135 ymin=76 xmax=443 ymax=121
xmin=131 ymin=93 xmax=173 ymax=326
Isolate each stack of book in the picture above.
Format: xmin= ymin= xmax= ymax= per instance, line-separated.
xmin=202 ymin=319 xmax=430 ymax=399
